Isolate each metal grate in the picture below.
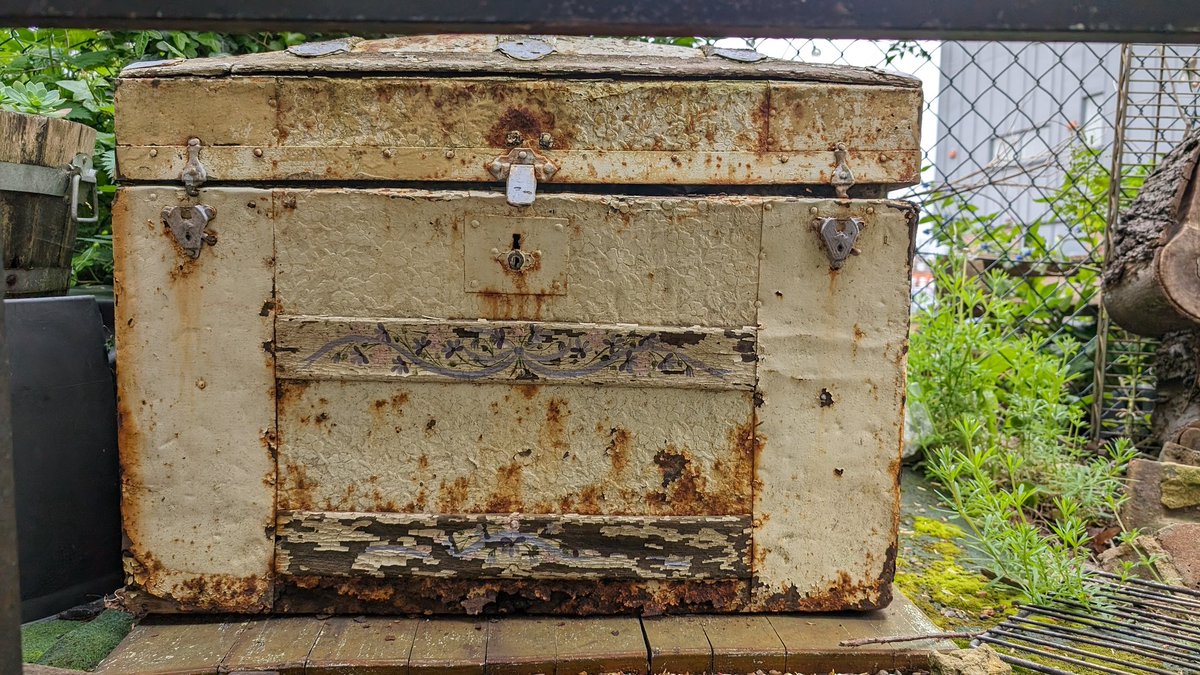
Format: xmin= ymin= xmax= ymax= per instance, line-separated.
xmin=977 ymin=572 xmax=1200 ymax=674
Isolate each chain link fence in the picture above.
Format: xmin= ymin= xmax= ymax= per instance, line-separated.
xmin=712 ymin=37 xmax=1200 ymax=450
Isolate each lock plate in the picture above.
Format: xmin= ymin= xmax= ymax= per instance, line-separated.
xmin=816 ymin=216 xmax=864 ymax=270
xmin=162 ymin=204 xmax=217 ymax=259
xmin=464 ymin=215 xmax=569 ymax=295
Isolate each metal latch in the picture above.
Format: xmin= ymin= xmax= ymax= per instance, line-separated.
xmin=162 ymin=204 xmax=216 ymax=259
xmin=816 ymin=217 xmax=864 ymax=270
xmin=831 ymin=143 xmax=855 ymax=199
xmin=488 ymin=148 xmax=558 ymax=206
xmin=180 ymin=138 xmax=207 ymax=196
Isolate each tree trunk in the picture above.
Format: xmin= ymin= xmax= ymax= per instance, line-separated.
xmin=1104 ymin=127 xmax=1200 ymax=336
xmin=1153 ymin=330 xmax=1200 ymax=448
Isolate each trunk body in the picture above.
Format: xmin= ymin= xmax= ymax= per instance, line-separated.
xmin=113 ymin=35 xmax=922 ymax=615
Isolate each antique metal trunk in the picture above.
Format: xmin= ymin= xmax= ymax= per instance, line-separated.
xmin=113 ymin=35 xmax=921 ymax=615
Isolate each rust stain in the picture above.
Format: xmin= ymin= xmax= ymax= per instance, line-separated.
xmin=484 ymin=462 xmax=523 ymax=512
xmin=274 ymin=576 xmax=748 ymax=616
xmin=477 ymin=291 xmax=548 ymax=321
xmin=752 ymin=89 xmax=772 ymax=154
xmin=644 ymin=416 xmax=755 ymax=517
xmin=486 ymin=106 xmax=564 ymax=149
xmin=515 ymin=384 xmax=539 ymax=400
xmin=605 ymin=427 xmax=631 ymax=475
xmin=280 ymin=463 xmax=317 ymax=511
xmin=437 ymin=476 xmax=471 ymax=513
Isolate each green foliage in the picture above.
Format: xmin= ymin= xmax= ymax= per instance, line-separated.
xmin=910 ymin=145 xmax=1151 ymax=605
xmin=0 ymin=28 xmax=319 ymax=285
xmin=0 ymin=80 xmax=69 ymax=116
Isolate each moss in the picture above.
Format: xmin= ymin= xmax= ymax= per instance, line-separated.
xmin=913 ymin=515 xmax=966 ymax=540
xmin=897 ymin=515 xmax=1018 ymax=638
xmin=1160 ymin=464 xmax=1200 ymax=509
xmin=36 ymin=609 xmax=134 ymax=671
xmin=21 ymin=619 xmax=84 ymax=662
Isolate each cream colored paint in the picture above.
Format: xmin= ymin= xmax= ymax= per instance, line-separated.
xmin=276 ymin=380 xmax=754 ymax=517
xmin=113 ymin=186 xmax=276 ymax=610
xmin=273 ymin=190 xmax=762 ymax=328
xmin=115 ymin=75 xmax=920 ymax=187
xmin=751 ymin=199 xmax=913 ymax=609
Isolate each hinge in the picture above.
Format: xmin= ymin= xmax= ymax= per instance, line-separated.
xmin=180 ymin=138 xmax=207 ymax=196
xmin=487 ymin=147 xmax=559 ymax=206
xmin=831 ymin=143 xmax=855 ymax=199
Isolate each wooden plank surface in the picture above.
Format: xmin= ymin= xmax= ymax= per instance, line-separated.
xmin=483 ymin=618 xmax=556 ymax=675
xmin=642 ymin=616 xmax=711 ymax=675
xmin=554 ymin=617 xmax=647 ymax=675
xmin=276 ymin=317 xmax=757 ymax=391
xmin=769 ymin=591 xmax=955 ymax=673
xmin=305 ymin=617 xmax=419 ymax=675
xmin=276 ymin=512 xmax=752 ymax=580
xmin=95 ymin=617 xmax=249 ymax=675
xmin=700 ymin=616 xmax=787 ymax=674
xmin=219 ymin=616 xmax=325 ymax=674
xmin=407 ymin=619 xmax=488 ymax=675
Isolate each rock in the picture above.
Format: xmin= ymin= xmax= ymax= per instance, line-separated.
xmin=929 ymin=645 xmax=1011 ymax=675
xmin=1156 ymin=522 xmax=1200 ymax=587
xmin=1160 ymin=441 xmax=1200 ymax=467
xmin=1122 ymin=458 xmax=1200 ymax=531
xmin=1097 ymin=534 xmax=1185 ymax=586
xmin=1161 ymin=463 xmax=1200 ymax=508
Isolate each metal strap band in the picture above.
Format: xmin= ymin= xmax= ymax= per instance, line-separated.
xmin=2 ymin=267 xmax=70 ymax=296
xmin=0 ymin=160 xmax=71 ymax=197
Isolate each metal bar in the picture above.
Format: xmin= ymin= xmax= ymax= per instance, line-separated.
xmin=1093 ymin=583 xmax=1200 ymax=612
xmin=0 ymin=252 xmax=21 ymax=675
xmin=989 ymin=628 xmax=1177 ymax=675
xmin=4 ymin=0 xmax=1200 ymax=42
xmin=992 ymin=652 xmax=1082 ymax=675
xmin=1007 ymin=615 xmax=1200 ymax=659
xmin=1096 ymin=571 xmax=1200 ymax=599
xmin=1001 ymin=618 xmax=1200 ymax=670
xmin=1058 ymin=599 xmax=1200 ymax=642
xmin=1092 ymin=42 xmax=1132 ymax=442
xmin=1020 ymin=605 xmax=1200 ymax=654
xmin=977 ymin=635 xmax=1136 ymax=675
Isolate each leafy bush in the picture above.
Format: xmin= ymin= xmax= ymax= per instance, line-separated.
xmin=911 ymin=257 xmax=1139 ymax=604
xmin=0 ymin=29 xmax=319 ymax=285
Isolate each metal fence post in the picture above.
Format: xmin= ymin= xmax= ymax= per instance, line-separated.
xmin=0 ymin=252 xmax=21 ymax=674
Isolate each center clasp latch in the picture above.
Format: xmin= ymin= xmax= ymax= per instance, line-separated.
xmin=487 ymin=148 xmax=559 ymax=207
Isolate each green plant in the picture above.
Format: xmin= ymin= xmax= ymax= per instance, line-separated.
xmin=0 ymin=29 xmax=322 ymax=285
xmin=910 ymin=249 xmax=1140 ymax=604
xmin=0 ymin=80 xmax=69 ymax=116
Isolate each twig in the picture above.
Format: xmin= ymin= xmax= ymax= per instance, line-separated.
xmin=839 ymin=631 xmax=982 ymax=647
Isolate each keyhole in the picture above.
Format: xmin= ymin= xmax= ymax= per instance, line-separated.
xmin=512 ymin=233 xmax=523 ymax=250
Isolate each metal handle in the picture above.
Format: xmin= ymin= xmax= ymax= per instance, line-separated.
xmin=68 ymin=154 xmax=98 ymax=224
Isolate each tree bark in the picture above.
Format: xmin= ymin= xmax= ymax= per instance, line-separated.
xmin=1104 ymin=127 xmax=1200 ymax=337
